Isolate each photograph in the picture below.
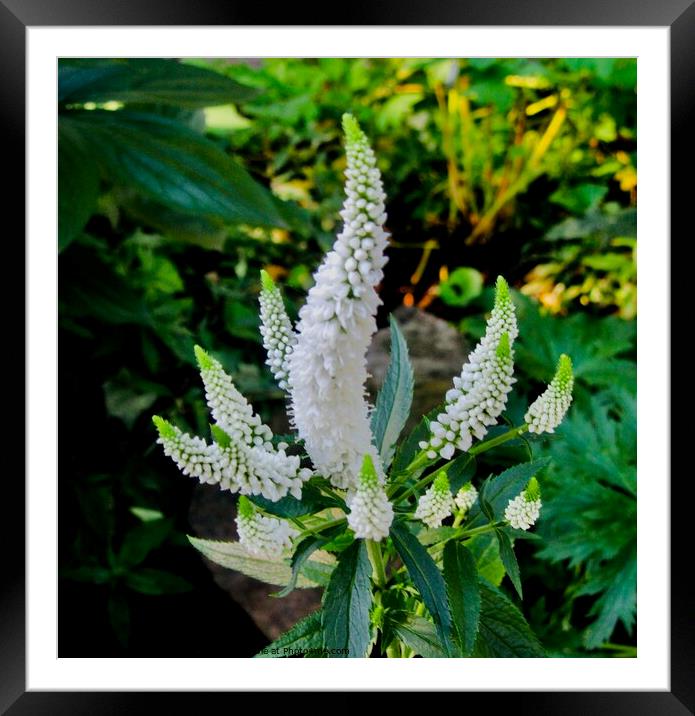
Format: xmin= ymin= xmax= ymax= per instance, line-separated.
xmin=57 ymin=56 xmax=638 ymax=660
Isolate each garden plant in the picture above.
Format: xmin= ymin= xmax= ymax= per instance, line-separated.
xmin=152 ymin=115 xmax=575 ymax=657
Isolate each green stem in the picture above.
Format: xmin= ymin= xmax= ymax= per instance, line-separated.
xmin=386 ymin=451 xmax=435 ymax=498
xmin=469 ymin=424 xmax=528 ymax=455
xmin=297 ymin=517 xmax=346 ymax=540
xmin=366 ymin=539 xmax=387 ymax=588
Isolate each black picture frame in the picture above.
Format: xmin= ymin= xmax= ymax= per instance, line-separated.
xmin=5 ymin=0 xmax=689 ymax=710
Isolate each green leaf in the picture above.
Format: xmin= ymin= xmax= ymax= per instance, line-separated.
xmin=443 ymin=542 xmax=481 ymax=656
xmin=466 ymin=459 xmax=550 ymax=529
xmin=371 ymin=316 xmax=414 ymax=469
xmin=124 ymin=568 xmax=193 ymax=595
xmin=495 ymin=529 xmax=523 ymax=599
xmin=322 ymin=540 xmax=373 ymax=658
xmin=473 ymin=581 xmax=544 ymax=657
xmin=274 ymin=525 xmax=345 ymax=598
xmin=392 ymin=615 xmax=447 ymax=658
xmin=466 ymin=534 xmax=505 ymax=586
xmin=187 ymin=536 xmax=335 ymax=588
xmin=391 ymin=404 xmax=444 ymax=475
xmin=61 ymin=565 xmax=111 ymax=584
xmin=108 ymin=592 xmax=130 ymax=648
xmin=438 ymin=267 xmax=484 ymax=307
xmin=249 ymin=482 xmax=342 ymax=518
xmin=59 ymin=58 xmax=258 ymax=107
xmin=255 ymin=611 xmax=324 ymax=658
xmin=117 ymin=518 xmax=173 ymax=568
xmin=390 ymin=520 xmax=455 ymax=656
xmin=447 ymin=454 xmax=476 ymax=494
xmin=64 ymin=111 xmax=285 ymax=228
xmin=58 ymin=118 xmax=99 ymax=251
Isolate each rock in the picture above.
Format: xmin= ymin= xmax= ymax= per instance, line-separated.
xmin=366 ymin=306 xmax=469 ymax=431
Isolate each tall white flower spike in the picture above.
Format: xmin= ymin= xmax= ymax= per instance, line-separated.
xmin=152 ymin=416 xmax=228 ymax=486
xmin=259 ymin=270 xmax=296 ymax=392
xmin=153 ymin=347 xmax=312 ymax=501
xmin=235 ymin=496 xmax=298 ymax=558
xmin=347 ymin=455 xmax=394 ymax=541
xmin=504 ymin=477 xmax=542 ymax=531
xmin=454 ymin=483 xmax=478 ymax=514
xmin=288 ymin=114 xmax=389 ymax=489
xmin=415 ymin=472 xmax=454 ymax=528
xmin=420 ymin=278 xmax=517 ymax=460
xmin=525 ymin=354 xmax=574 ymax=434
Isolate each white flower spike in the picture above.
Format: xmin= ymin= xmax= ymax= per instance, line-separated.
xmin=504 ymin=477 xmax=542 ymax=531
xmin=454 ymin=483 xmax=478 ymax=514
xmin=288 ymin=114 xmax=389 ymax=489
xmin=415 ymin=472 xmax=454 ymax=528
xmin=525 ymin=354 xmax=574 ymax=434
xmin=152 ymin=416 xmax=228 ymax=486
xmin=259 ymin=270 xmax=296 ymax=392
xmin=153 ymin=347 xmax=312 ymax=502
xmin=421 ymin=278 xmax=517 ymax=459
xmin=347 ymin=454 xmax=394 ymax=541
xmin=235 ymin=496 xmax=298 ymax=558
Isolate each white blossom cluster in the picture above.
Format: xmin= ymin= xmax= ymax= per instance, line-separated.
xmin=454 ymin=483 xmax=478 ymax=513
xmin=420 ymin=278 xmax=517 ymax=460
xmin=153 ymin=347 xmax=311 ymax=502
xmin=236 ymin=496 xmax=298 ymax=558
xmin=288 ymin=114 xmax=390 ymax=489
xmin=347 ymin=455 xmax=394 ymax=541
xmin=504 ymin=477 xmax=542 ymax=531
xmin=525 ymin=354 xmax=574 ymax=434
xmin=258 ymin=270 xmax=296 ymax=392
xmin=415 ymin=472 xmax=454 ymax=528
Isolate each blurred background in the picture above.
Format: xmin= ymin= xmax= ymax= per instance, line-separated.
xmin=58 ymin=57 xmax=636 ymax=657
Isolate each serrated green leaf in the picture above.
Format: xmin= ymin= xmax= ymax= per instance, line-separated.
xmin=63 ymin=110 xmax=285 ymax=228
xmin=371 ymin=316 xmax=414 ymax=469
xmin=255 ymin=611 xmax=324 ymax=658
xmin=390 ymin=520 xmax=455 ymax=657
xmin=473 ymin=581 xmax=544 ymax=657
xmin=391 ymin=404 xmax=444 ymax=476
xmin=188 ymin=536 xmax=335 ymax=588
xmin=392 ymin=615 xmax=447 ymax=658
xmin=274 ymin=524 xmax=345 ymax=598
xmin=495 ymin=529 xmax=523 ymax=599
xmin=466 ymin=533 xmax=505 ymax=586
xmin=443 ymin=541 xmax=481 ymax=656
xmin=59 ymin=58 xmax=258 ymax=107
xmin=447 ymin=454 xmax=476 ymax=494
xmin=249 ymin=482 xmax=342 ymax=518
xmin=322 ymin=540 xmax=373 ymax=658
xmin=466 ymin=459 xmax=550 ymax=529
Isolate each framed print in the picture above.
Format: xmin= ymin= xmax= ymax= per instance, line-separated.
xmin=6 ymin=0 xmax=690 ymax=709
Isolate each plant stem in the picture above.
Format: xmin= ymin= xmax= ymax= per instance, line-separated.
xmin=366 ymin=539 xmax=387 ymax=588
xmin=297 ymin=517 xmax=346 ymax=540
xmin=386 ymin=451 xmax=434 ymax=498
xmin=469 ymin=424 xmax=529 ymax=455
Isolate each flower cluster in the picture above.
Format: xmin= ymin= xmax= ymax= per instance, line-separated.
xmin=236 ymin=496 xmax=297 ymax=558
xmin=504 ymin=477 xmax=542 ymax=531
xmin=415 ymin=472 xmax=454 ymax=528
xmin=347 ymin=455 xmax=394 ymax=541
xmin=153 ymin=346 xmax=311 ymax=502
xmin=258 ymin=270 xmax=296 ymax=392
xmin=454 ymin=483 xmax=479 ymax=514
xmin=420 ymin=277 xmax=517 ymax=460
xmin=288 ymin=114 xmax=390 ymax=489
xmin=525 ymin=354 xmax=574 ymax=434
